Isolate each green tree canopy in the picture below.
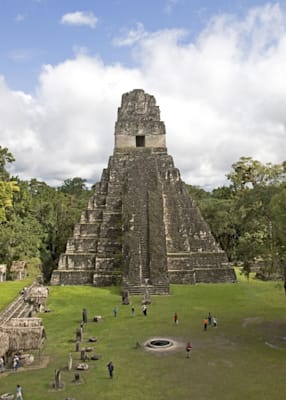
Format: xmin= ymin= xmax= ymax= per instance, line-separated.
xmin=0 ymin=147 xmax=19 ymax=222
xmin=226 ymin=156 xmax=286 ymax=192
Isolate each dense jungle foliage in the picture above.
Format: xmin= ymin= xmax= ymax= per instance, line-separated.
xmin=0 ymin=146 xmax=285 ymax=281
xmin=189 ymin=157 xmax=286 ymax=280
xmin=0 ymin=146 xmax=92 ymax=282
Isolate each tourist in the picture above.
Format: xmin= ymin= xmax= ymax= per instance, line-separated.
xmin=131 ymin=306 xmax=135 ymax=317
xmin=113 ymin=306 xmax=118 ymax=317
xmin=23 ymin=287 xmax=28 ymax=301
xmin=142 ymin=304 xmax=147 ymax=316
xmin=213 ymin=316 xmax=217 ymax=327
xmin=203 ymin=317 xmax=208 ymax=331
xmin=107 ymin=361 xmax=114 ymax=378
xmin=174 ymin=312 xmax=178 ymax=324
xmin=0 ymin=355 xmax=4 ymax=372
xmin=82 ymin=308 xmax=88 ymax=324
xmin=284 ymin=281 xmax=286 ymax=296
xmin=208 ymin=312 xmax=212 ymax=326
xmin=16 ymin=384 xmax=23 ymax=400
xmin=186 ymin=342 xmax=192 ymax=358
xmin=13 ymin=355 xmax=20 ymax=371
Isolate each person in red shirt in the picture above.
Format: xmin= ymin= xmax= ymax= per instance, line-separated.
xmin=186 ymin=342 xmax=192 ymax=358
xmin=174 ymin=312 xmax=178 ymax=324
xmin=203 ymin=318 xmax=208 ymax=331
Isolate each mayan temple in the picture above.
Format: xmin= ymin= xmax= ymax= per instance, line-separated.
xmin=51 ymin=89 xmax=236 ymax=294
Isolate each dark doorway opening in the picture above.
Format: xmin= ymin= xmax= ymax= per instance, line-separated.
xmin=136 ymin=136 xmax=145 ymax=147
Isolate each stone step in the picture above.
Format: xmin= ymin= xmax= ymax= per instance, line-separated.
xmin=0 ymin=297 xmax=23 ymax=323
xmin=58 ymin=253 xmax=96 ymax=269
xmin=66 ymin=238 xmax=99 ymax=253
xmin=0 ymin=282 xmax=37 ymax=323
xmin=125 ymin=284 xmax=169 ymax=296
xmin=15 ymin=302 xmax=34 ymax=318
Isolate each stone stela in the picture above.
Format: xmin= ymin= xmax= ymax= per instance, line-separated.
xmin=51 ymin=89 xmax=236 ymax=294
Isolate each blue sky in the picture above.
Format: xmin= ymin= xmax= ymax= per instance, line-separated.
xmin=0 ymin=0 xmax=286 ymax=188
xmin=1 ymin=0 xmax=274 ymax=92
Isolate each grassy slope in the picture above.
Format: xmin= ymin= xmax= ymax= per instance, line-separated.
xmin=0 ymin=276 xmax=285 ymax=400
xmin=0 ymin=279 xmax=33 ymax=311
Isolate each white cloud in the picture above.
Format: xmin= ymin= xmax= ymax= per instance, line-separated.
xmin=5 ymin=56 xmax=143 ymax=185
xmin=164 ymin=0 xmax=179 ymax=15
xmin=113 ymin=22 xmax=147 ymax=46
xmin=60 ymin=11 xmax=98 ymax=28
xmin=1 ymin=3 xmax=286 ymax=189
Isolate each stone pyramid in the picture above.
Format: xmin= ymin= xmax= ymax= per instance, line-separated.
xmin=51 ymin=89 xmax=236 ymax=294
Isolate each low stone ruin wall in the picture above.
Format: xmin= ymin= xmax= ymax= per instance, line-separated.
xmin=51 ymin=270 xmax=94 ymax=285
xmin=6 ymin=317 xmax=43 ymax=328
xmin=0 ymin=283 xmax=48 ymax=357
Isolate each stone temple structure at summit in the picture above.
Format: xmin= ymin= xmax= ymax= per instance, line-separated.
xmin=51 ymin=89 xmax=236 ymax=294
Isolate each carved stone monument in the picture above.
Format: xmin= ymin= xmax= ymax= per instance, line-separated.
xmin=82 ymin=309 xmax=88 ymax=324
xmin=53 ymin=369 xmax=63 ymax=389
xmin=75 ymin=328 xmax=82 ymax=342
xmin=68 ymin=352 xmax=73 ymax=371
xmin=121 ymin=289 xmax=129 ymax=305
xmin=51 ymin=89 xmax=236 ymax=293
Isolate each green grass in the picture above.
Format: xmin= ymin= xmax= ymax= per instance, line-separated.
xmin=0 ymin=275 xmax=285 ymax=400
xmin=0 ymin=279 xmax=33 ymax=311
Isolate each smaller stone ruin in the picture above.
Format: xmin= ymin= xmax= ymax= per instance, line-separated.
xmin=0 ymin=282 xmax=48 ymax=362
xmin=10 ymin=261 xmax=27 ymax=280
xmin=0 ymin=264 xmax=7 ymax=282
xmin=27 ymin=285 xmax=49 ymax=313
xmin=76 ymin=363 xmax=89 ymax=371
xmin=0 ymin=394 xmax=15 ymax=400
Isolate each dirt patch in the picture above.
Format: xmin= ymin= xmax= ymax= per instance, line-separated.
xmin=193 ymin=335 xmax=237 ymax=350
xmin=242 ymin=316 xmax=261 ymax=327
xmin=242 ymin=318 xmax=286 ymax=349
xmin=0 ymin=356 xmax=50 ymax=379
xmin=257 ymin=321 xmax=286 ymax=349
xmin=207 ymin=359 xmax=234 ymax=368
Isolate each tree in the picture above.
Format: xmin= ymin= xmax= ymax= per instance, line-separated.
xmin=225 ymin=158 xmax=285 ymax=278
xmin=0 ymin=180 xmax=19 ymax=221
xmin=29 ymin=178 xmax=92 ymax=281
xmin=187 ymin=185 xmax=210 ymax=201
xmin=0 ymin=146 xmax=15 ymax=180
xmin=270 ymin=187 xmax=286 ymax=280
xmin=193 ymin=158 xmax=286 ymax=280
xmin=187 ymin=185 xmax=239 ymax=260
xmin=58 ymin=177 xmax=88 ymax=196
xmin=227 ymin=156 xmax=285 ymax=191
xmin=0 ymin=147 xmax=19 ymax=222
xmin=0 ymin=214 xmax=44 ymax=264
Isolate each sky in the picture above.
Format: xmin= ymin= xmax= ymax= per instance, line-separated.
xmin=0 ymin=0 xmax=286 ymax=190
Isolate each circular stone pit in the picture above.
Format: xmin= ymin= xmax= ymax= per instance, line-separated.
xmin=143 ymin=337 xmax=182 ymax=352
xmin=147 ymin=339 xmax=173 ymax=349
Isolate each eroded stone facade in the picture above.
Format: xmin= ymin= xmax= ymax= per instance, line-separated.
xmin=51 ymin=89 xmax=236 ymax=293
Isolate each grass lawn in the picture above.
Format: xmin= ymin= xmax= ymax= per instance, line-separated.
xmin=0 ymin=279 xmax=33 ymax=311
xmin=0 ymin=275 xmax=285 ymax=400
